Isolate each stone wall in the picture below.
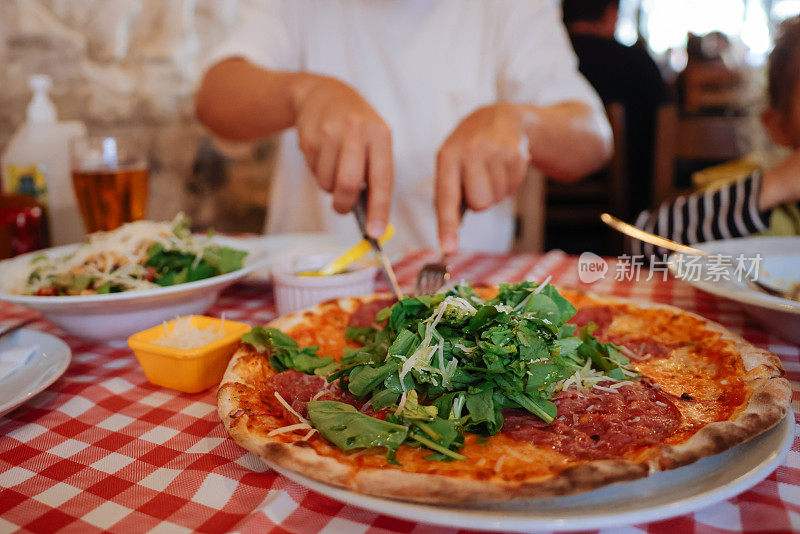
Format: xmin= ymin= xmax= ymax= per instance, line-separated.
xmin=0 ymin=0 xmax=273 ymax=233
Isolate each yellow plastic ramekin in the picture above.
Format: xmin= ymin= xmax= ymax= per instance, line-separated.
xmin=127 ymin=315 xmax=252 ymax=393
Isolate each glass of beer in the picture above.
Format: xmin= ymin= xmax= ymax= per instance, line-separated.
xmin=70 ymin=135 xmax=149 ymax=233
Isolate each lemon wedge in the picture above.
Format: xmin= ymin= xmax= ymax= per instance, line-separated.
xmin=296 ymin=225 xmax=395 ymax=277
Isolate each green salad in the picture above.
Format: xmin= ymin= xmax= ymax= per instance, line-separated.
xmin=242 ymin=280 xmax=639 ymax=463
xmin=15 ymin=215 xmax=247 ymax=296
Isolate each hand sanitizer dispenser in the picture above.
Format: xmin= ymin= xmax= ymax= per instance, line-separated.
xmin=1 ymin=75 xmax=88 ymax=245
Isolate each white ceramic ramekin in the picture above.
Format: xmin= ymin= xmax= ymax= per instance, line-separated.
xmin=271 ymin=253 xmax=377 ymax=315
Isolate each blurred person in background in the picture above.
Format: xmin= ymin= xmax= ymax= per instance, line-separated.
xmin=196 ymin=1 xmax=612 ymax=255
xmin=562 ymin=0 xmax=668 ymax=218
xmin=679 ymin=32 xmax=750 ymax=117
xmin=632 ymin=16 xmax=800 ymax=260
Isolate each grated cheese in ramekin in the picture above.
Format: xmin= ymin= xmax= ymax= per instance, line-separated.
xmin=152 ymin=315 xmax=226 ymax=350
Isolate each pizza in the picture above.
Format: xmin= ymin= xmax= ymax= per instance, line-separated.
xmin=218 ymin=281 xmax=790 ymax=504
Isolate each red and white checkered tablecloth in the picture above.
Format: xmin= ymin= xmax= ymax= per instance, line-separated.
xmin=1 ymin=250 xmax=799 ymax=534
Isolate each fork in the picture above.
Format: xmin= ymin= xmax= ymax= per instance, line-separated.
xmin=415 ymin=254 xmax=452 ymax=296
xmin=415 ymin=205 xmax=466 ymax=296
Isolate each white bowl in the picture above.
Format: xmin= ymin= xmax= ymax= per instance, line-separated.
xmin=247 ymin=232 xmax=358 ymax=281
xmin=272 ymin=254 xmax=377 ymax=315
xmin=667 ymin=236 xmax=800 ymax=344
xmin=0 ymin=236 xmax=270 ymax=342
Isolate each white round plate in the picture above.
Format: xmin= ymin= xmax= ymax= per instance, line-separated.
xmin=666 ymin=236 xmax=800 ymax=343
xmin=265 ymin=411 xmax=793 ymax=532
xmin=0 ymin=236 xmax=271 ymax=342
xmin=0 ymin=328 xmax=71 ymax=418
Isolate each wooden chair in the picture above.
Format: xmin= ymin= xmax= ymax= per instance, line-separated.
xmin=542 ymin=103 xmax=628 ymax=254
xmin=652 ymin=104 xmax=748 ymax=206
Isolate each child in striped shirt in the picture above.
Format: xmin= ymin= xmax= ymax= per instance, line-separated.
xmin=633 ymin=16 xmax=800 ymax=259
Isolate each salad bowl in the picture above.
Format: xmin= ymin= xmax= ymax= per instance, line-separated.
xmin=0 ymin=236 xmax=269 ymax=342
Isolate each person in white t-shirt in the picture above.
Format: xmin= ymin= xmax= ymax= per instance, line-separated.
xmin=196 ymin=0 xmax=612 ymax=254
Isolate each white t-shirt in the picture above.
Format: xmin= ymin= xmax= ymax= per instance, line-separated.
xmin=210 ymin=0 xmax=603 ymax=254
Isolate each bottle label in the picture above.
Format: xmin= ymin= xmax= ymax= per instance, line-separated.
xmin=2 ymin=164 xmax=48 ymax=204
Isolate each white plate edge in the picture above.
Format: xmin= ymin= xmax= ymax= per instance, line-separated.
xmin=665 ymin=236 xmax=800 ymax=314
xmin=0 ymin=329 xmax=72 ymax=417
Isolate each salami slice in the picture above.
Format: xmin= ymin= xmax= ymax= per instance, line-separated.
xmin=262 ymin=370 xmax=355 ymax=422
xmin=569 ymin=305 xmax=615 ymax=337
xmin=502 ymin=382 xmax=681 ymax=460
xmin=347 ymin=298 xmax=396 ymax=328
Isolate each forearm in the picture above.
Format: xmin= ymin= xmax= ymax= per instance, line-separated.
xmin=521 ymin=102 xmax=613 ymax=181
xmin=195 ymin=58 xmax=316 ymax=141
xmin=631 ymin=173 xmax=770 ymax=259
xmin=758 ymin=152 xmax=800 ymax=211
xmin=197 ymin=58 xmax=394 ymax=232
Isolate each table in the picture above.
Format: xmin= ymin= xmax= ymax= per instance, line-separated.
xmin=1 ymin=250 xmax=798 ymax=533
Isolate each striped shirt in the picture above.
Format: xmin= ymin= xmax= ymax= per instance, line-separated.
xmin=630 ymin=172 xmax=772 ymax=260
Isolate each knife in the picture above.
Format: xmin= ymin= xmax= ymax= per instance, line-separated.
xmin=352 ymin=191 xmax=405 ymax=301
xmin=600 ymin=213 xmax=713 ymax=257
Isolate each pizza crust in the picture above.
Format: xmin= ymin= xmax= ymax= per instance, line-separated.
xmin=653 ymin=335 xmax=790 ymax=470
xmin=218 ymin=292 xmax=791 ymax=504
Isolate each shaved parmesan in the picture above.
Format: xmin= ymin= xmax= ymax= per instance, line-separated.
xmin=592 ymin=385 xmax=619 ymax=394
xmin=399 ymin=297 xmax=474 ymax=386
xmin=453 ymin=343 xmax=475 ymax=354
xmin=534 ymin=275 xmax=552 ymax=294
xmin=399 ymin=344 xmax=438 ymax=383
xmin=431 ymin=296 xmax=478 ymax=318
xmin=493 ymin=455 xmax=506 ymax=473
xmin=395 ymin=391 xmax=408 ymax=416
xmin=513 ymin=276 xmax=552 ymax=312
xmin=499 ymin=445 xmax=534 ymax=463
xmin=267 ymin=423 xmax=311 ymax=437
xmin=557 ymin=358 xmax=612 ymax=392
xmin=618 ymin=345 xmax=646 ymax=361
xmin=273 ymin=392 xmax=310 ymax=425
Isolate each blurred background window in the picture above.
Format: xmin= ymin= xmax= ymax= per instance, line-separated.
xmin=618 ymin=0 xmax=800 ymax=68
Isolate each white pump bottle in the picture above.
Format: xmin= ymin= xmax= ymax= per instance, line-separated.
xmin=1 ymin=75 xmax=88 ymax=245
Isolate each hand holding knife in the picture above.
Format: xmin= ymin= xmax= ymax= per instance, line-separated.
xmin=352 ymin=191 xmax=404 ymax=301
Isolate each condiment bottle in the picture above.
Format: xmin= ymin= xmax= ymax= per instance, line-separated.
xmin=1 ymin=74 xmax=87 ymax=245
xmin=0 ymin=193 xmax=49 ymax=259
